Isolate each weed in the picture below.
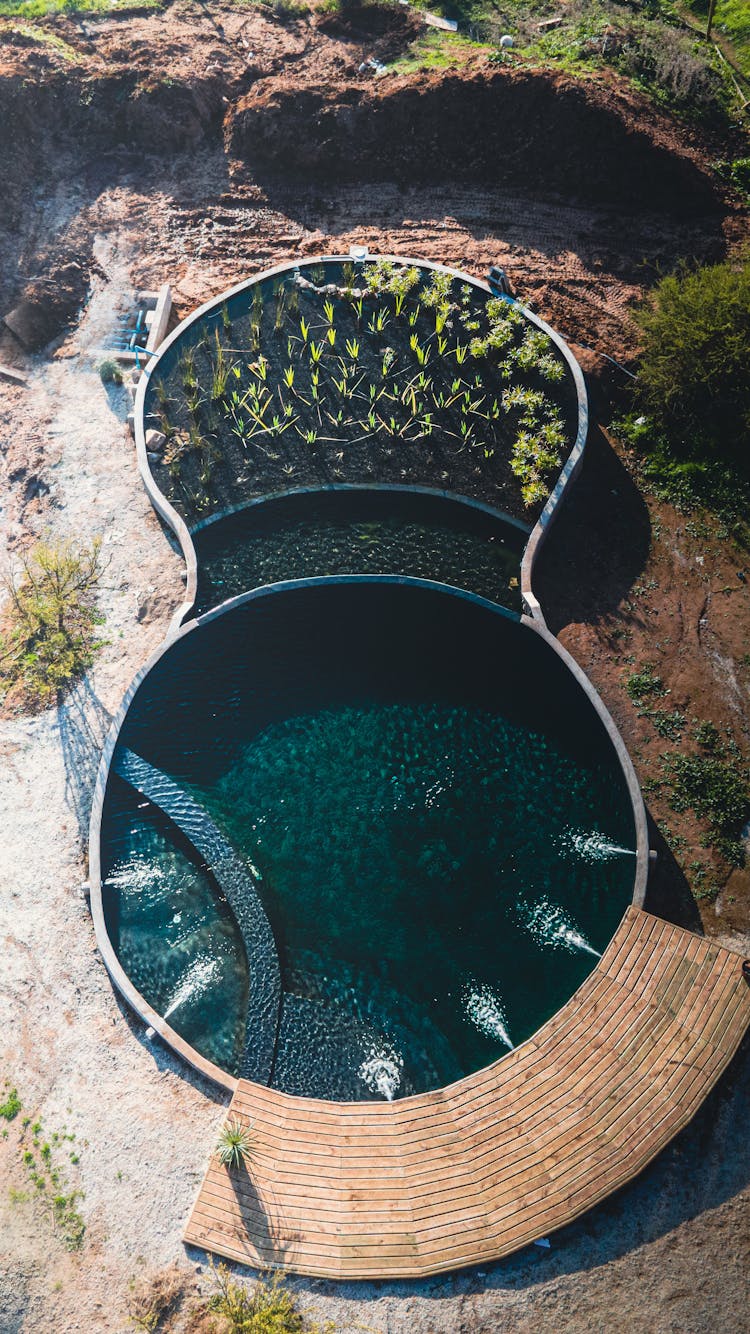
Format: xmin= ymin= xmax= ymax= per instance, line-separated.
xmin=208 ymin=1264 xmax=334 ymax=1333
xmin=625 ymin=665 xmax=667 ymax=703
xmin=127 ymin=1265 xmax=184 ymax=1332
xmin=643 ymin=708 xmax=686 ymax=740
xmin=19 ymin=1114 xmax=85 ymax=1250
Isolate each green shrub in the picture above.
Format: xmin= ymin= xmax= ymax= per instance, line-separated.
xmin=0 ymin=1086 xmax=21 ymax=1120
xmin=625 ymin=665 xmax=667 ymax=703
xmin=0 ymin=538 xmax=105 ymax=708
xmin=98 ymin=358 xmax=123 ymax=385
xmin=633 ymin=254 xmax=750 ymax=466
xmin=208 ymin=1265 xmax=333 ymax=1333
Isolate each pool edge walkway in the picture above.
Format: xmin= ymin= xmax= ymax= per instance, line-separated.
xmin=183 ymin=907 xmax=750 ymax=1279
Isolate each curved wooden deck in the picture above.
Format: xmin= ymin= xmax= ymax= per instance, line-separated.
xmin=184 ymin=907 xmax=750 ymax=1279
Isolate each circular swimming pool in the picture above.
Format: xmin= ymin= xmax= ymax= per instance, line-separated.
xmin=97 ymin=577 xmax=639 ymax=1100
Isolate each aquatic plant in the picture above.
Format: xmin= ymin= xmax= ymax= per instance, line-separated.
xmin=148 ymin=259 xmax=575 ymax=524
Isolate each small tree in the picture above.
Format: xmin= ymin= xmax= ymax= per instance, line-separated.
xmin=0 ymin=538 xmax=105 ymax=708
xmin=634 ymin=253 xmax=750 ymax=465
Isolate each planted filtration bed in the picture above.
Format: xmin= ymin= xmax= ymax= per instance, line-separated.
xmin=144 ymin=258 xmax=577 ymax=528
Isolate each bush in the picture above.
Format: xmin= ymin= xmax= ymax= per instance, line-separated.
xmin=98 ymin=357 xmax=123 ymax=385
xmin=0 ymin=538 xmax=105 ymax=708
xmin=208 ymin=1266 xmax=334 ymax=1334
xmin=634 ymin=253 xmax=750 ymax=466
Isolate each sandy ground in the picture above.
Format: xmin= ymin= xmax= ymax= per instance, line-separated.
xmin=1 ymin=7 xmax=749 ymax=1329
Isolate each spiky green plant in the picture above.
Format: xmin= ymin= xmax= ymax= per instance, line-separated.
xmin=215 ymin=1116 xmax=254 ymax=1170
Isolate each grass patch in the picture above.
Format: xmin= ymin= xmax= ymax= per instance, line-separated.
xmin=617 ymin=415 xmax=750 ymax=539
xmin=685 ymin=0 xmax=750 ymax=78
xmin=3 ymin=20 xmax=83 ymax=57
xmin=391 ymin=29 xmax=485 ymax=73
xmin=18 ymin=1113 xmax=85 ymax=1251
xmin=649 ymin=721 xmax=750 ymax=865
xmin=0 ymin=0 xmax=162 ymax=17
xmin=0 ymin=538 xmax=105 ymax=710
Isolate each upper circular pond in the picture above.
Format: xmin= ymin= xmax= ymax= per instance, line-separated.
xmin=98 ymin=578 xmax=639 ymax=1101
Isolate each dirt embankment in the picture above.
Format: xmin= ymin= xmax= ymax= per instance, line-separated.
xmin=0 ymin=1 xmax=741 ymax=356
xmin=228 ymin=65 xmax=723 ymax=214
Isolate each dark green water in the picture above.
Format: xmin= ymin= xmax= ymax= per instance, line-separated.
xmin=192 ymin=491 xmax=527 ymax=615
xmin=102 ymin=580 xmax=637 ymax=1099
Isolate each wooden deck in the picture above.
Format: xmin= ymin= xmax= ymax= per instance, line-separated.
xmin=184 ymin=907 xmax=750 ymax=1279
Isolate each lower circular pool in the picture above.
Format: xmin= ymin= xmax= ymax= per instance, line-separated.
xmin=99 ymin=577 xmax=638 ymax=1100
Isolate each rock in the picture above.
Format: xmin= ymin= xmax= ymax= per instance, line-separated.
xmin=145 ymin=429 xmax=166 ymax=451
xmin=2 ymin=301 xmax=56 ymax=351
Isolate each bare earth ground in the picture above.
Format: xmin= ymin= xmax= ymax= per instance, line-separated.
xmin=1 ymin=5 xmax=749 ymax=1330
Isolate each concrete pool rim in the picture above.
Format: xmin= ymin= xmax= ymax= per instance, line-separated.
xmin=88 ymin=573 xmax=649 ymax=1096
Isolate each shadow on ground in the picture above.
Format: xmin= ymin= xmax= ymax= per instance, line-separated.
xmin=533 ymin=424 xmax=651 ymax=632
xmin=643 ymin=813 xmax=703 ymax=932
xmin=57 ymin=676 xmax=113 ymax=850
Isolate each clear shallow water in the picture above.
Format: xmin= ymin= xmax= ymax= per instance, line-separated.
xmin=103 ymin=783 xmax=249 ymax=1072
xmin=193 ymin=492 xmax=527 ymax=615
xmin=101 ymin=580 xmax=636 ymax=1098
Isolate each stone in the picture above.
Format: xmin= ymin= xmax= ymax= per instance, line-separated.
xmin=145 ymin=428 xmax=166 ymax=451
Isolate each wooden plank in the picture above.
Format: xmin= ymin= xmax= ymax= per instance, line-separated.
xmin=184 ymin=908 xmax=750 ymax=1279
